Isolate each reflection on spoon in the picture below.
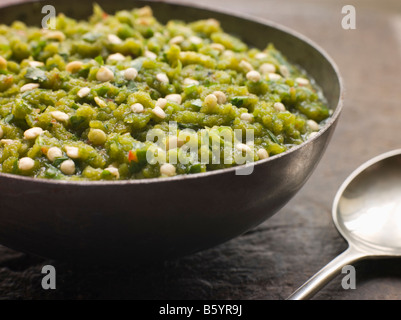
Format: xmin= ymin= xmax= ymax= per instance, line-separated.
xmin=288 ymin=149 xmax=401 ymax=300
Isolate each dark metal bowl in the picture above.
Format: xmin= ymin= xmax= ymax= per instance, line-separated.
xmin=0 ymin=0 xmax=343 ymax=264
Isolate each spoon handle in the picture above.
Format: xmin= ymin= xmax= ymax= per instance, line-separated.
xmin=287 ymin=246 xmax=366 ymax=300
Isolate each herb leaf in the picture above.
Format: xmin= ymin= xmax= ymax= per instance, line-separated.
xmin=25 ymin=67 xmax=47 ymax=82
xmin=266 ymin=129 xmax=279 ymax=144
xmin=230 ymin=96 xmax=249 ymax=107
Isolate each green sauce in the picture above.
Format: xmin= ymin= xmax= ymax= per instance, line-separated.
xmin=0 ymin=5 xmax=330 ymax=180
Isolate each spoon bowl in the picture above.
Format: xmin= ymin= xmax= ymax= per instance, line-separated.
xmin=334 ymin=149 xmax=401 ymax=254
xmin=288 ymin=149 xmax=401 ymax=300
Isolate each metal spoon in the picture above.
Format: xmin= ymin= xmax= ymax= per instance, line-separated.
xmin=288 ymin=149 xmax=401 ymax=300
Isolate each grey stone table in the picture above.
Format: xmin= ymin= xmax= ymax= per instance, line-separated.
xmin=1 ymin=0 xmax=401 ymax=300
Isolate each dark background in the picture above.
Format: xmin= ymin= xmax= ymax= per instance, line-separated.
xmin=1 ymin=0 xmax=401 ymax=300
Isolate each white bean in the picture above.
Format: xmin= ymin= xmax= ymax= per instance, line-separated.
xmin=18 ymin=157 xmax=35 ymax=171
xmin=94 ymin=97 xmax=107 ymax=108
xmin=156 ymin=73 xmax=169 ymax=84
xmin=160 ymin=163 xmax=176 ymax=176
xmin=239 ymin=60 xmax=253 ymax=72
xmin=183 ymin=78 xmax=199 ymax=86
xmin=212 ymin=91 xmax=226 ymax=104
xmin=155 ymin=98 xmax=168 ymax=109
xmin=165 ymin=94 xmax=182 ymax=104
xmin=105 ymin=166 xmax=120 ymax=179
xmin=267 ymin=73 xmax=282 ymax=81
xmin=50 ymin=111 xmax=69 ymax=122
xmin=20 ymin=83 xmax=39 ymax=92
xmin=108 ymin=53 xmax=125 ymax=61
xmin=279 ymin=65 xmax=290 ymax=78
xmin=273 ymin=102 xmax=286 ymax=112
xmin=66 ymin=61 xmax=83 ymax=73
xmin=166 ymin=136 xmax=185 ymax=150
xmin=28 ymin=61 xmax=44 ymax=67
xmin=96 ymin=67 xmax=114 ymax=82
xmin=255 ymin=52 xmax=268 ymax=60
xmin=152 ymin=106 xmax=166 ymax=119
xmin=144 ymin=50 xmax=157 ymax=60
xmin=60 ymin=159 xmax=76 ymax=175
xmin=130 ymin=103 xmax=144 ymax=113
xmin=210 ymin=43 xmax=225 ymax=52
xmin=236 ymin=143 xmax=251 ymax=153
xmin=77 ymin=87 xmax=90 ymax=98
xmin=65 ymin=146 xmax=80 ymax=159
xmin=44 ymin=30 xmax=65 ymax=41
xmin=307 ymin=119 xmax=320 ymax=131
xmin=246 ymin=70 xmax=261 ymax=82
xmin=204 ymin=94 xmax=218 ymax=108
xmin=24 ymin=127 xmax=43 ymax=140
xmin=296 ymin=77 xmax=310 ymax=86
xmin=47 ymin=147 xmax=63 ymax=162
xmin=240 ymin=113 xmax=253 ymax=122
xmin=124 ymin=68 xmax=138 ymax=80
xmin=108 ymin=34 xmax=122 ymax=44
xmin=189 ymin=36 xmax=202 ymax=45
xmin=0 ymin=139 xmax=14 ymax=145
xmin=257 ymin=148 xmax=269 ymax=159
xmin=308 ymin=131 xmax=319 ymax=140
xmin=169 ymin=35 xmax=184 ymax=45
xmin=259 ymin=63 xmax=276 ymax=74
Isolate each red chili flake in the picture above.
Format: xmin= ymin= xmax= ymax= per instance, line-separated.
xmin=41 ymin=147 xmax=48 ymax=154
xmin=102 ymin=12 xmax=108 ymax=19
xmin=128 ymin=150 xmax=138 ymax=163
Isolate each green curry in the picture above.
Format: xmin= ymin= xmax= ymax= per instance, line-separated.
xmin=0 ymin=5 xmax=330 ymax=180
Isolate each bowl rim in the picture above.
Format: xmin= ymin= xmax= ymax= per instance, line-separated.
xmin=0 ymin=0 xmax=344 ymax=186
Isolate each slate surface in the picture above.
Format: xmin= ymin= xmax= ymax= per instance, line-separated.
xmin=1 ymin=0 xmax=401 ymax=300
